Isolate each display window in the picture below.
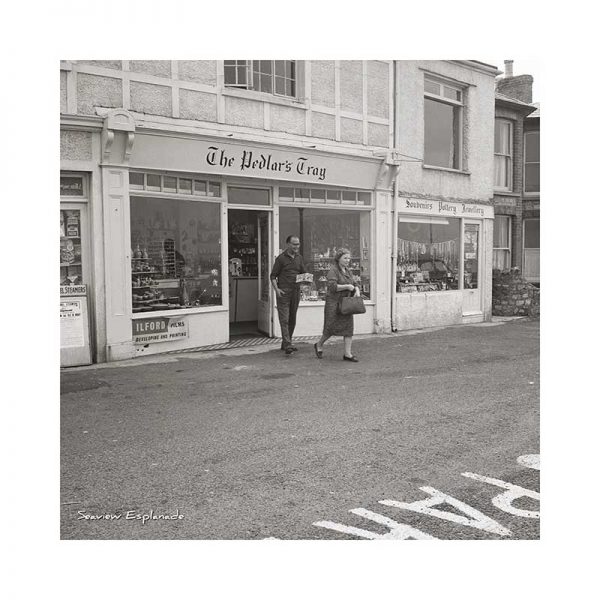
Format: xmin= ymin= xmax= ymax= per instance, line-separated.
xmin=397 ymin=217 xmax=460 ymax=292
xmin=60 ymin=208 xmax=84 ymax=285
xmin=130 ymin=197 xmax=222 ymax=313
xmin=279 ymin=207 xmax=371 ymax=300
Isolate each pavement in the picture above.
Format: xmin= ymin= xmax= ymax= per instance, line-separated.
xmin=60 ymin=316 xmax=539 ymax=540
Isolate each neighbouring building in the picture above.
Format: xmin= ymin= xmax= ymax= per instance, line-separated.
xmin=60 ymin=60 xmax=499 ymax=365
xmin=494 ymin=60 xmax=540 ymax=284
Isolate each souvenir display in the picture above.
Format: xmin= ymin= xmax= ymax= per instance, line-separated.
xmin=130 ymin=198 xmax=222 ymax=313
xmin=60 ymin=209 xmax=83 ymax=285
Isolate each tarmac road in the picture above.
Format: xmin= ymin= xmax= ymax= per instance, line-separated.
xmin=60 ymin=318 xmax=539 ymax=540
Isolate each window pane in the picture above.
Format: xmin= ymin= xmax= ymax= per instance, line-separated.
xmin=237 ymin=66 xmax=247 ymax=86
xmin=274 ymin=61 xmax=285 ymax=76
xmin=295 ymin=188 xmax=309 ymax=200
xmin=326 ymin=189 xmax=340 ymax=201
xmin=493 ymin=249 xmax=510 ymax=271
xmin=209 ymin=182 xmax=221 ymax=197
xmin=60 ymin=209 xmax=84 ymax=285
xmin=260 ymin=74 xmax=272 ymax=93
xmin=279 ymin=207 xmax=371 ymax=300
xmin=163 ymin=176 xmax=177 ymax=191
xmin=397 ymin=218 xmax=460 ymax=292
xmin=179 ymin=178 xmax=192 ymax=194
xmin=260 ymin=60 xmax=272 ymax=74
xmin=494 ymin=155 xmax=508 ymax=188
xmin=285 ymin=61 xmax=295 ymax=79
xmin=60 ymin=176 xmax=84 ymax=196
xmin=443 ymin=86 xmax=461 ymax=101
xmin=525 ymin=132 xmax=540 ymax=162
xmin=130 ymin=197 xmax=222 ymax=311
xmin=129 ymin=172 xmax=144 ymax=188
xmin=424 ymin=80 xmax=440 ymax=95
xmin=357 ymin=192 xmax=371 ymax=205
xmin=493 ymin=216 xmax=510 ymax=248
xmin=146 ymin=174 xmax=161 ymax=190
xmin=525 ymin=164 xmax=540 ymax=193
xmin=495 ymin=120 xmax=511 ymax=154
xmin=286 ymin=79 xmax=295 ymax=97
xmin=224 ymin=65 xmax=236 ymax=85
xmin=424 ymin=98 xmax=459 ymax=169
xmin=228 ymin=187 xmax=269 ymax=205
xmin=523 ymin=219 xmax=540 ymax=249
xmin=310 ymin=189 xmax=325 ymax=200
xmin=193 ymin=180 xmax=207 ymax=195
xmin=463 ymin=223 xmax=479 ymax=289
xmin=342 ymin=191 xmax=357 ymax=203
xmin=279 ymin=187 xmax=294 ymax=201
xmin=275 ymin=76 xmax=286 ymax=95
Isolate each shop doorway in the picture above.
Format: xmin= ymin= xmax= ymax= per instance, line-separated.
xmin=228 ymin=208 xmax=272 ymax=339
xmin=462 ymin=221 xmax=482 ymax=315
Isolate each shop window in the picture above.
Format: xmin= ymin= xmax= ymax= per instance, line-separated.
xmin=424 ymin=76 xmax=464 ymax=170
xmin=130 ymin=197 xmax=222 ymax=313
xmin=524 ymin=131 xmax=540 ymax=193
xmin=463 ymin=223 xmax=480 ymax=289
xmin=494 ymin=119 xmax=513 ymax=191
xmin=522 ymin=218 xmax=540 ymax=282
xmin=279 ymin=207 xmax=371 ymax=300
xmin=60 ymin=175 xmax=86 ymax=197
xmin=224 ymin=60 xmax=296 ymax=98
xmin=493 ymin=216 xmax=511 ymax=271
xmin=397 ymin=217 xmax=460 ymax=293
xmin=60 ymin=209 xmax=84 ymax=285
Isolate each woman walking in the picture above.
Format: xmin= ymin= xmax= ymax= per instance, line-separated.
xmin=313 ymin=248 xmax=361 ymax=362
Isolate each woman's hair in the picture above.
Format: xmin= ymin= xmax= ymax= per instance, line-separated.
xmin=334 ymin=248 xmax=351 ymax=264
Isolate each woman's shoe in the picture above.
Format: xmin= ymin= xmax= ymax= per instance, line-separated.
xmin=343 ymin=355 xmax=358 ymax=362
xmin=313 ymin=343 xmax=323 ymax=359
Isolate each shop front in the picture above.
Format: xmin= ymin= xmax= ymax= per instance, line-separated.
xmin=393 ymin=197 xmax=494 ymax=330
xmin=100 ymin=122 xmax=389 ymax=361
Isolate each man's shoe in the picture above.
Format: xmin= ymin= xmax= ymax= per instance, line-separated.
xmin=285 ymin=347 xmax=294 ymax=355
xmin=288 ymin=345 xmax=298 ymax=352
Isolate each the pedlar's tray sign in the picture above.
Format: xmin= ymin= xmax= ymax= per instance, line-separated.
xmin=133 ymin=316 xmax=189 ymax=344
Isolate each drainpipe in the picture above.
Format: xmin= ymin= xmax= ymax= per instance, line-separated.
xmin=390 ymin=61 xmax=399 ymax=332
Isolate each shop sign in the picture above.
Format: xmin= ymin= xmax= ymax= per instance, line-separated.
xmin=131 ymin=134 xmax=382 ymax=189
xmin=399 ymin=197 xmax=494 ymax=219
xmin=132 ymin=316 xmax=188 ymax=344
xmin=61 ymin=284 xmax=87 ymax=297
xmin=60 ymin=299 xmax=85 ymax=348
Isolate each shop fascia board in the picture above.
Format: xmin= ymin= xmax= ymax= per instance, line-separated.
xmin=61 ymin=114 xmax=104 ymax=131
xmin=133 ymin=124 xmax=388 ymax=167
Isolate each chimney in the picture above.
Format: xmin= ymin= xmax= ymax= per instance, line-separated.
xmin=496 ymin=60 xmax=533 ymax=103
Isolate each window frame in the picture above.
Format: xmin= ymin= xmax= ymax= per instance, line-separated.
xmin=224 ymin=60 xmax=298 ymax=99
xmin=423 ymin=76 xmax=465 ymax=171
xmin=494 ymin=119 xmax=514 ymax=192
xmin=524 ymin=130 xmax=540 ymax=195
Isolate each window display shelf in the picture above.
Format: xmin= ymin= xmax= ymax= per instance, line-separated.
xmin=61 ymin=262 xmax=82 ymax=267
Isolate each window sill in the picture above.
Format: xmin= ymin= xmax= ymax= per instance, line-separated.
xmin=494 ymin=190 xmax=519 ymax=197
xmin=422 ymin=165 xmax=471 ymax=176
xmin=298 ymin=300 xmax=374 ymax=306
xmin=222 ymin=87 xmax=308 ymax=110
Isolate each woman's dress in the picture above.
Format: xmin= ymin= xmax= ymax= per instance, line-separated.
xmin=322 ymin=264 xmax=356 ymax=336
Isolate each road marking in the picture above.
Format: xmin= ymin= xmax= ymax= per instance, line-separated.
xmin=517 ymin=454 xmax=540 ymax=470
xmin=380 ymin=486 xmax=511 ymax=536
xmin=461 ymin=472 xmax=540 ymax=519
xmin=314 ymin=508 xmax=437 ymax=540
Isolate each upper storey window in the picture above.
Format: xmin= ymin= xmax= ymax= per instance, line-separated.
xmin=224 ymin=60 xmax=296 ymax=98
xmin=524 ymin=131 xmax=540 ymax=194
xmin=494 ymin=119 xmax=513 ymax=191
xmin=424 ymin=77 xmax=464 ymax=170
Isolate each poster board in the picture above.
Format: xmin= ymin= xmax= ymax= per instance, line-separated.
xmin=60 ymin=285 xmax=92 ymax=367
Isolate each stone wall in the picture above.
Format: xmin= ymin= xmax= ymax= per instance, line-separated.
xmin=492 ymin=268 xmax=539 ymax=317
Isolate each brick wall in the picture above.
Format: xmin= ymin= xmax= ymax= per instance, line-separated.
xmin=496 ymin=75 xmax=533 ymax=103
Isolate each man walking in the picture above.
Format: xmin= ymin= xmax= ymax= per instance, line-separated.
xmin=270 ymin=235 xmax=307 ymax=354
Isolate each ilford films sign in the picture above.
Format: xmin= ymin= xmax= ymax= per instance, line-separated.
xmin=132 ymin=316 xmax=188 ymax=344
xmin=131 ymin=134 xmax=381 ymax=188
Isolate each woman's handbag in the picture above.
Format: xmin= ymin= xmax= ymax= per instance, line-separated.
xmin=338 ymin=295 xmax=366 ymax=315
